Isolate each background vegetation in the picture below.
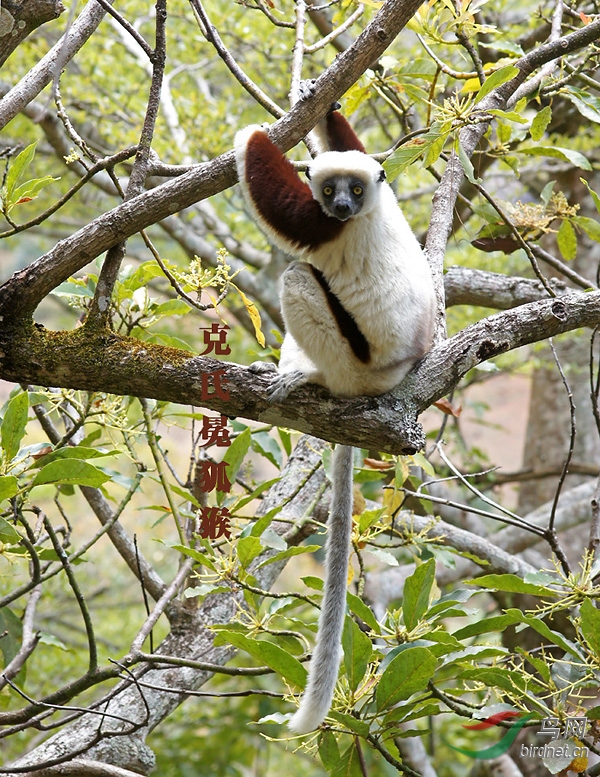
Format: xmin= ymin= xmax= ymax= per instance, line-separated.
xmin=1 ymin=0 xmax=600 ymax=775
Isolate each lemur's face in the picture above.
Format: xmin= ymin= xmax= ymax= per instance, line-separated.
xmin=316 ymin=176 xmax=368 ymax=221
xmin=307 ymin=150 xmax=385 ymax=222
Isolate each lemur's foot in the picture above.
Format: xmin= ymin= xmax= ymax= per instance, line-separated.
xmin=249 ymin=363 xmax=306 ymax=404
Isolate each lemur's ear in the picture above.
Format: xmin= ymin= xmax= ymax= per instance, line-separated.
xmin=378 ymin=169 xmax=386 ymax=182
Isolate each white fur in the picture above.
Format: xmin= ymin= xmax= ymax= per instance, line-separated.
xmin=286 ymin=164 xmax=435 ymax=396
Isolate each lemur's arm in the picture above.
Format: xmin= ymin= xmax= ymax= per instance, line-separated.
xmin=234 ymin=127 xmax=342 ymax=254
xmin=314 ymin=109 xmax=366 ymax=153
xmin=297 ymin=80 xmax=366 ymax=153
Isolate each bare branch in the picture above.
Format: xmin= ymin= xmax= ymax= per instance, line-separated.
xmin=190 ymin=0 xmax=284 ymax=118
xmin=0 ymin=587 xmax=42 ymax=691
xmin=27 ymin=761 xmax=145 ymax=777
xmin=0 ymin=0 xmax=115 ymax=132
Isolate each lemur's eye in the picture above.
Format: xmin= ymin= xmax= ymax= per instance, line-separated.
xmin=323 ymin=185 xmax=333 ymax=197
xmin=353 ymin=185 xmax=363 ymax=196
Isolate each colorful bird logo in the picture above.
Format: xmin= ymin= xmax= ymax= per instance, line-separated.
xmin=445 ymin=712 xmax=535 ymax=759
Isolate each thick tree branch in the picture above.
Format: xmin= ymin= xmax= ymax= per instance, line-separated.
xmin=1 ymin=292 xmax=599 ymax=455
xmin=407 ymin=291 xmax=600 ymax=414
xmin=0 ymin=0 xmax=64 ymax=67
xmin=443 ymin=266 xmax=568 ymax=308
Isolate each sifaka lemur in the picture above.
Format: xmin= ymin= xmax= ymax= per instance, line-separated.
xmin=234 ymin=101 xmax=436 ymax=734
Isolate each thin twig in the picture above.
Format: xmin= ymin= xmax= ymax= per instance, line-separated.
xmin=0 ymin=586 xmax=42 ymax=691
xmin=304 ymin=4 xmax=364 ymax=53
xmin=417 ymin=35 xmax=478 ymax=79
xmin=507 ymin=0 xmax=564 ymax=107
xmin=456 ymin=29 xmax=485 ymax=84
xmin=130 ymin=558 xmax=194 ymax=653
xmin=531 ymin=244 xmax=596 ymax=290
xmin=93 ymin=0 xmax=154 ymax=59
xmin=0 ymin=147 xmax=137 ymax=239
xmin=87 ymin=0 xmax=168 ymax=327
xmin=290 ymin=0 xmax=308 ymax=106
xmin=43 ymin=517 xmax=98 ymax=673
xmin=544 ymin=340 xmax=574 ymax=575
xmin=435 ymin=443 xmax=547 ymax=535
xmin=589 ymin=472 xmax=600 ymax=564
xmin=136 ymin=650 xmax=275 ymax=675
xmin=139 ymin=397 xmax=186 ymax=545
xmin=134 ymin=535 xmax=154 ymax=653
xmin=190 ymin=0 xmax=284 ymax=118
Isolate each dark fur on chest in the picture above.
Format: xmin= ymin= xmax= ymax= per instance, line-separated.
xmin=309 ymin=265 xmax=370 ymax=364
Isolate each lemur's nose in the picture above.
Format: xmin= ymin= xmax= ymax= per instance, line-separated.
xmin=334 ymin=202 xmax=351 ymax=218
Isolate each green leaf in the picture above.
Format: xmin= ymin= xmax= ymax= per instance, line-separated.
xmin=222 ymin=427 xmax=251 ymax=485
xmin=214 ymin=631 xmax=307 ymax=688
xmin=319 ymin=730 xmax=340 ymax=771
xmin=31 ymin=460 xmax=112 ymax=489
xmin=563 ymin=86 xmax=600 ymax=124
xmin=171 ymin=543 xmax=217 ymax=570
xmin=248 ymin=505 xmax=282 ymax=537
xmin=385 ymin=144 xmax=424 ymax=177
xmin=151 ymin=299 xmax=191 ymax=318
xmin=251 ymin=430 xmax=282 ymax=468
xmin=376 ymin=646 xmax=436 ymax=711
xmin=237 ymin=536 xmax=263 ymax=568
xmin=346 ymin=591 xmax=380 ymax=634
xmin=29 ymin=446 xmax=116 ymax=469
xmin=327 ymin=711 xmax=370 ymax=736
xmin=4 ymin=143 xmax=37 ymax=196
xmin=457 ymin=141 xmax=480 ymax=185
xmin=557 ymin=219 xmax=577 ymax=261
xmin=520 ymin=146 xmax=592 ymax=170
xmin=184 ymin=583 xmax=230 ymax=601
xmin=236 ymin=479 xmax=280 ymax=512
xmin=518 ymin=649 xmax=551 ymax=683
xmin=331 ymin=742 xmax=363 ymax=777
xmin=342 ymin=617 xmax=372 ymax=692
xmin=454 ymin=607 xmax=579 ymax=657
xmin=257 ymin=544 xmax=320 ymax=568
xmin=0 ymin=516 xmax=21 ymax=544
xmin=453 ymin=611 xmax=522 ymax=639
xmin=530 ymin=105 xmax=552 ymax=141
xmin=460 ymin=666 xmax=545 ymax=695
xmin=573 ymin=215 xmax=600 ymax=243
xmin=540 ymin=180 xmax=556 ymax=208
xmin=120 ymin=261 xmax=165 ymax=292
xmin=403 ymin=559 xmax=436 ymax=630
xmin=0 ymin=607 xmax=22 ymax=668
xmin=580 ymin=179 xmax=600 ymax=215
xmin=1 ymin=143 xmax=59 ymax=214
xmin=488 ymin=109 xmax=528 ymax=125
xmin=13 ymin=176 xmax=59 ymax=203
xmin=467 ymin=574 xmax=559 ymax=597
xmin=474 ymin=65 xmax=520 ymax=103
xmin=0 ymin=475 xmax=18 ymax=503
xmin=52 ymin=280 xmax=95 ymax=299
xmin=580 ymin=598 xmax=600 ymax=656
xmin=1 ymin=392 xmax=29 ymax=462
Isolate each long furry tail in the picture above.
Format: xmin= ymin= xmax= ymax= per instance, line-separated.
xmin=288 ymin=444 xmax=354 ymax=734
